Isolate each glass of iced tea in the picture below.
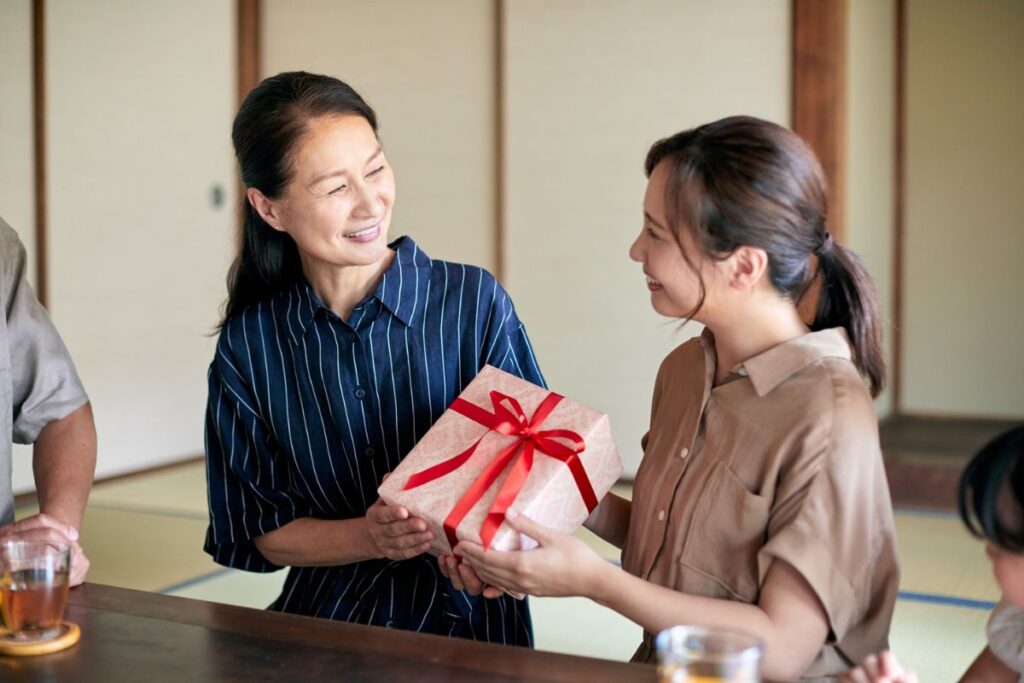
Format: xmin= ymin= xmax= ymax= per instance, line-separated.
xmin=0 ymin=541 xmax=71 ymax=642
xmin=656 ymin=625 xmax=762 ymax=683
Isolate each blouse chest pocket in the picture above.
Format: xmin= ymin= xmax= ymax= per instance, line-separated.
xmin=679 ymin=459 xmax=770 ymax=604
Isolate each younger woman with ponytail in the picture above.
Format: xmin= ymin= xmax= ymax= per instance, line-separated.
xmin=454 ymin=116 xmax=899 ymax=679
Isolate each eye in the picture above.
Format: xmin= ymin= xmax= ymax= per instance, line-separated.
xmin=329 ymin=184 xmax=348 ymax=195
xmin=645 ymin=226 xmax=659 ymax=239
xmin=367 ymin=165 xmax=386 ymax=177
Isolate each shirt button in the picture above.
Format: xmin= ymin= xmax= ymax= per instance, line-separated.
xmin=353 ymin=387 xmax=367 ymax=399
xmin=679 ymin=447 xmax=689 ymax=459
xmin=737 ymin=367 xmax=749 ymax=377
xmin=657 ymin=510 xmax=666 ymax=521
xmin=364 ymin=446 xmax=376 ymax=457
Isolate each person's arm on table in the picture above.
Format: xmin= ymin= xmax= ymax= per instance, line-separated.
xmin=0 ymin=403 xmax=95 ymax=587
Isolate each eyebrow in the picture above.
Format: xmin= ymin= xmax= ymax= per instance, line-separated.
xmin=309 ymin=146 xmax=384 ymax=186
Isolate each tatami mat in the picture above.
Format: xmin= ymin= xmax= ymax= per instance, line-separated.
xmin=895 ymin=510 xmax=999 ymax=602
xmin=165 ymin=566 xmax=283 ymax=606
xmin=890 ymin=601 xmax=989 ymax=681
xmin=14 ymin=460 xmax=1001 ymax=678
xmin=88 ymin=459 xmax=208 ymax=517
xmin=18 ymin=496 xmax=218 ymax=592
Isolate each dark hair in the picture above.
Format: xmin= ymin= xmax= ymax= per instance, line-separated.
xmin=959 ymin=426 xmax=1024 ymax=553
xmin=221 ymin=71 xmax=379 ymax=325
xmin=644 ymin=115 xmax=885 ymax=397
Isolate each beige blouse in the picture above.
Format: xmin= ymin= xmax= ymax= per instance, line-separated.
xmin=622 ymin=328 xmax=899 ymax=679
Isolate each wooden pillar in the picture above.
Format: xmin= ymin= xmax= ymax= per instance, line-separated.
xmin=237 ymin=0 xmax=261 ymax=105
xmin=792 ymin=0 xmax=847 ymax=240
xmin=32 ymin=0 xmax=47 ymax=307
xmin=892 ymin=0 xmax=907 ymax=413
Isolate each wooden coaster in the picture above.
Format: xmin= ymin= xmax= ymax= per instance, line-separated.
xmin=0 ymin=621 xmax=81 ymax=656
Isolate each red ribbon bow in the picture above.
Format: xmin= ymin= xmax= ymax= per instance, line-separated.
xmin=403 ymin=390 xmax=598 ymax=550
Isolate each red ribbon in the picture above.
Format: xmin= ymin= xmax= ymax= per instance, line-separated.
xmin=403 ymin=390 xmax=598 ymax=550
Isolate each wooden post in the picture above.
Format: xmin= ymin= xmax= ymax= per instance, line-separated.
xmin=792 ymin=0 xmax=847 ymax=241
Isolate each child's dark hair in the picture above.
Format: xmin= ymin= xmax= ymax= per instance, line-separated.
xmin=645 ymin=116 xmax=885 ymax=397
xmin=959 ymin=425 xmax=1024 ymax=552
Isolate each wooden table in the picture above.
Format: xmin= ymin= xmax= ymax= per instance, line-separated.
xmin=0 ymin=583 xmax=655 ymax=682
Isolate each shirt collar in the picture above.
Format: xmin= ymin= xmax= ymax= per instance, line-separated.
xmin=283 ymin=236 xmax=432 ymax=345
xmin=374 ymin=236 xmax=431 ymax=326
xmin=701 ymin=327 xmax=853 ymax=397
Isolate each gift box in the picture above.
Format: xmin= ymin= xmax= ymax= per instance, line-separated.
xmin=377 ymin=365 xmax=623 ymax=555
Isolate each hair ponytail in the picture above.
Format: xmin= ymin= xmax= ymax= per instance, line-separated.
xmin=222 ymin=204 xmax=304 ymax=322
xmin=812 ymin=240 xmax=886 ymax=397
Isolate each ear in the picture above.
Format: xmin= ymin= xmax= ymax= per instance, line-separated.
xmin=727 ymin=245 xmax=769 ymax=291
xmin=247 ymin=187 xmax=285 ymax=232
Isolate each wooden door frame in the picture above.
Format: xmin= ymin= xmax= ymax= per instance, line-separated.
xmin=32 ymin=0 xmax=47 ymax=307
xmin=237 ymin=0 xmax=260 ymax=105
xmin=892 ymin=0 xmax=906 ymax=414
xmin=792 ymin=0 xmax=847 ymax=242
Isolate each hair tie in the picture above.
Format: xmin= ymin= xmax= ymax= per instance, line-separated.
xmin=815 ymin=232 xmax=834 ymax=256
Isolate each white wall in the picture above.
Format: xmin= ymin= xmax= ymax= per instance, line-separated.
xmin=504 ymin=0 xmax=791 ymax=475
xmin=846 ymin=0 xmax=896 ymax=418
xmin=12 ymin=0 xmax=238 ymax=491
xmin=903 ymin=0 xmax=1024 ymax=416
xmin=0 ymin=0 xmax=38 ymax=489
xmin=0 ymin=0 xmax=36 ymax=286
xmin=262 ymin=0 xmax=497 ymax=272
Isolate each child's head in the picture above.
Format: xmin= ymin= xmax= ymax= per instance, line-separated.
xmin=959 ymin=425 xmax=1024 ymax=606
xmin=633 ymin=116 xmax=885 ymax=397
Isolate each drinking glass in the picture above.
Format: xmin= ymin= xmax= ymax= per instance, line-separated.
xmin=0 ymin=541 xmax=72 ymax=642
xmin=656 ymin=625 xmax=763 ymax=683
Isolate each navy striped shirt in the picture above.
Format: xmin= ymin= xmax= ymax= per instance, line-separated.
xmin=204 ymin=236 xmax=544 ymax=645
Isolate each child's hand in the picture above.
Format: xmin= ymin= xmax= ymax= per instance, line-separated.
xmin=842 ymin=651 xmax=917 ymax=683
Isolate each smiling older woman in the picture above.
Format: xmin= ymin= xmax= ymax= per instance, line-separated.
xmin=203 ymin=71 xmax=543 ymax=645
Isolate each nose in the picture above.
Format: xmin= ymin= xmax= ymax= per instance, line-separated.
xmin=628 ymin=230 xmax=644 ymax=263
xmin=351 ymin=179 xmax=385 ymax=218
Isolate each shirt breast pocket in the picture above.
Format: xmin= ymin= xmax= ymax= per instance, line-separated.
xmin=679 ymin=459 xmax=770 ymax=603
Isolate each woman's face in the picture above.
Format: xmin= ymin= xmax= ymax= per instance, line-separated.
xmin=269 ymin=114 xmax=396 ymax=271
xmin=628 ymin=161 xmax=720 ymax=320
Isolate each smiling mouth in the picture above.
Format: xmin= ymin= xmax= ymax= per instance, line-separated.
xmin=645 ymin=273 xmax=662 ymax=289
xmin=343 ymin=223 xmax=380 ymax=239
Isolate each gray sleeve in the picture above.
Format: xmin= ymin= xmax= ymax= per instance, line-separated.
xmin=1 ymin=217 xmax=88 ymax=444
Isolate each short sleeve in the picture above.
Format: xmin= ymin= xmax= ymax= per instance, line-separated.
xmin=480 ymin=279 xmax=545 ymax=388
xmin=987 ymin=598 xmax=1024 ymax=673
xmin=1 ymin=220 xmax=87 ymax=443
xmin=755 ymin=369 xmax=899 ymax=646
xmin=203 ymin=333 xmax=310 ymax=572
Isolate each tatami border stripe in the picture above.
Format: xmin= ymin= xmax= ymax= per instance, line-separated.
xmin=158 ymin=568 xmax=235 ymax=595
xmin=897 ymin=591 xmax=996 ymax=611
